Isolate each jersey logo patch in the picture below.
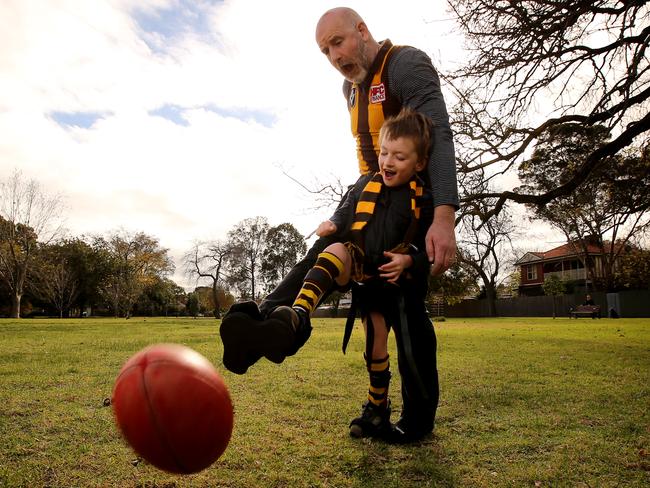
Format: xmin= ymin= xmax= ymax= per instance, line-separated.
xmin=370 ymin=83 xmax=386 ymax=103
xmin=349 ymin=86 xmax=357 ymax=108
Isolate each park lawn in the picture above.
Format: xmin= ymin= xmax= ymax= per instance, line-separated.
xmin=0 ymin=316 xmax=648 ymax=487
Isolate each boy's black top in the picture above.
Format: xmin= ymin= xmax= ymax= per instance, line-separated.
xmin=328 ymin=172 xmax=433 ymax=283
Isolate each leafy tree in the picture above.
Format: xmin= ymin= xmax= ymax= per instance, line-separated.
xmin=542 ymin=275 xmax=566 ymax=319
xmin=184 ymin=240 xmax=231 ymax=318
xmin=29 ymin=237 xmax=109 ymax=317
xmin=0 ymin=171 xmax=64 ymax=317
xmin=427 ymin=262 xmax=478 ymax=306
xmin=0 ymin=216 xmax=38 ymax=318
xmin=226 ymin=217 xmax=269 ymax=300
xmin=501 ymin=270 xmax=521 ymax=298
xmin=445 ymin=1 xmax=650 ymax=221
xmin=261 ymin=223 xmax=307 ymax=294
xmin=518 ymin=124 xmax=650 ymax=291
xmin=186 ymin=292 xmax=200 ymax=318
xmin=96 ymin=231 xmax=174 ymax=317
xmin=614 ymin=247 xmax=650 ymax=290
xmin=134 ymin=277 xmax=186 ymax=317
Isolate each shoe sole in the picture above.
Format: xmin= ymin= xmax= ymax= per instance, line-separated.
xmin=220 ymin=313 xmax=295 ymax=373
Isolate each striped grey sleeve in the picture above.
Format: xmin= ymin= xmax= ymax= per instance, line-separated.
xmin=388 ymin=47 xmax=459 ymax=209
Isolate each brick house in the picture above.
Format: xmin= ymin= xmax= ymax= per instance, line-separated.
xmin=515 ymin=241 xmax=616 ymax=296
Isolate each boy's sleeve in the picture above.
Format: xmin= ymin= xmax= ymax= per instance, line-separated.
xmin=328 ymin=174 xmax=368 ymax=236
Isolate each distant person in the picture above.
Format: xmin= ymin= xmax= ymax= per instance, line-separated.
xmin=583 ymin=294 xmax=595 ymax=306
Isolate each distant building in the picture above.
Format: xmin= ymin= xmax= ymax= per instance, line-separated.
xmin=515 ymin=240 xmax=624 ymax=296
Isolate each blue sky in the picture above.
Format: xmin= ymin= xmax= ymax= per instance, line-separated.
xmin=0 ymin=0 xmax=475 ymax=287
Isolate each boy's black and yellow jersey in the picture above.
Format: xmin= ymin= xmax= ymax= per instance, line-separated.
xmin=328 ymin=173 xmax=433 ymax=281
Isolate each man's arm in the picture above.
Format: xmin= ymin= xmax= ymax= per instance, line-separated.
xmin=389 ymin=47 xmax=459 ymax=274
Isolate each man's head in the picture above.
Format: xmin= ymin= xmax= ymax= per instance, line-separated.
xmin=315 ymin=7 xmax=380 ymax=83
xmin=378 ymin=108 xmax=434 ymax=187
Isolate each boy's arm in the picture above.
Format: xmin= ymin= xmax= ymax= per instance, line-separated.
xmin=328 ymin=174 xmax=370 ymax=235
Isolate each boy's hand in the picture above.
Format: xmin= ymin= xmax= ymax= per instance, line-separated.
xmin=378 ymin=251 xmax=413 ymax=283
xmin=316 ymin=220 xmax=337 ymax=237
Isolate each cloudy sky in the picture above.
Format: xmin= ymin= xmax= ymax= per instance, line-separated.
xmin=3 ymin=0 xmax=558 ymax=289
xmin=1 ymin=0 xmax=471 ymax=287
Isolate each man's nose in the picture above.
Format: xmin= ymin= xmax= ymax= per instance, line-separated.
xmin=329 ymin=46 xmax=342 ymax=65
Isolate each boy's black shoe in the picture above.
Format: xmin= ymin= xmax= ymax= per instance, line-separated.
xmin=349 ymin=400 xmax=392 ymax=438
xmin=224 ymin=300 xmax=264 ymax=321
xmin=220 ymin=310 xmax=295 ymax=374
xmin=381 ymin=416 xmax=432 ymax=444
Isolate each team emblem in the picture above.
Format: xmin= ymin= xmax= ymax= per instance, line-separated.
xmin=349 ymin=86 xmax=357 ymax=108
xmin=370 ymin=83 xmax=386 ymax=103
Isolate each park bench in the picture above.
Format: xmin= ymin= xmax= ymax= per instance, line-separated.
xmin=569 ymin=305 xmax=601 ymax=319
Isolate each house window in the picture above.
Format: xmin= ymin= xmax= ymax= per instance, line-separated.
xmin=527 ymin=265 xmax=538 ymax=280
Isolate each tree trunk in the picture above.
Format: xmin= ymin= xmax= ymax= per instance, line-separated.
xmin=486 ymin=286 xmax=498 ymax=317
xmin=10 ymin=293 xmax=21 ymax=319
xmin=212 ymin=280 xmax=221 ymax=319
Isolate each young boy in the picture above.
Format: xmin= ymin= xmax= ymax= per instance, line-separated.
xmin=221 ymin=108 xmax=437 ymax=440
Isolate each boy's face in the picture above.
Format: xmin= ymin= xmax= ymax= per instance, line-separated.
xmin=378 ymin=136 xmax=426 ymax=187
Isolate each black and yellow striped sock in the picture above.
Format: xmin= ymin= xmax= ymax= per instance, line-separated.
xmin=367 ymin=355 xmax=391 ymax=407
xmin=293 ymin=251 xmax=345 ymax=315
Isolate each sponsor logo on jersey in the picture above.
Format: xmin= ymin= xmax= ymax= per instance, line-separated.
xmin=370 ymin=83 xmax=386 ymax=103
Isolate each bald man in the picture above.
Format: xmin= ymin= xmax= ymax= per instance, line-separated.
xmin=220 ymin=7 xmax=458 ymax=444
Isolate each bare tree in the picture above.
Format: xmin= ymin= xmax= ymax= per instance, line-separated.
xmin=0 ymin=170 xmax=64 ymax=318
xmin=183 ymin=240 xmax=231 ymax=318
xmin=278 ymin=164 xmax=348 ymax=212
xmin=445 ymin=0 xmax=650 ymax=220
xmin=457 ymin=192 xmax=517 ymax=316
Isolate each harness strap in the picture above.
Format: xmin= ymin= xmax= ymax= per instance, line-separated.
xmin=397 ymin=292 xmax=429 ymax=400
xmin=342 ymin=282 xmax=360 ymax=354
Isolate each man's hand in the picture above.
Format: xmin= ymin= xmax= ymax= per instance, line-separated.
xmin=426 ymin=205 xmax=457 ymax=276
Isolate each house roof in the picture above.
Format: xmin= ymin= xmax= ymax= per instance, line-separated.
xmin=514 ymin=252 xmax=544 ymax=265
xmin=516 ymin=241 xmax=620 ymax=265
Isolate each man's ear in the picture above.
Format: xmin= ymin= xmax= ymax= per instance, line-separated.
xmin=357 ymin=22 xmax=370 ymax=40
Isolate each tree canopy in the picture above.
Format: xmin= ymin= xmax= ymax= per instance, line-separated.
xmin=446 ymin=0 xmax=650 ymax=220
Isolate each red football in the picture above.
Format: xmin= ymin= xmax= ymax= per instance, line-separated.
xmin=112 ymin=343 xmax=233 ymax=474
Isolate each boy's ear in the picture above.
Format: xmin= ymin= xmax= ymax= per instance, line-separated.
xmin=415 ymin=159 xmax=427 ymax=172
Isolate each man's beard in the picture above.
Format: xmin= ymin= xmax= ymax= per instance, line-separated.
xmin=347 ymin=40 xmax=371 ymax=84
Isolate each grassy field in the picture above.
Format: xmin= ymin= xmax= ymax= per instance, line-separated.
xmin=0 ymin=316 xmax=648 ymax=487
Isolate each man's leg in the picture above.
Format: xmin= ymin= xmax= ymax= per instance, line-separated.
xmin=259 ymin=235 xmax=335 ymax=316
xmin=220 ymin=236 xmax=337 ymax=374
xmin=388 ymin=286 xmax=439 ymax=443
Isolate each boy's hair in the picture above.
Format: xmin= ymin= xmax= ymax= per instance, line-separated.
xmin=379 ymin=108 xmax=435 ymax=163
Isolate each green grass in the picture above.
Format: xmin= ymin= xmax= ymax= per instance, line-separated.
xmin=0 ymin=316 xmax=648 ymax=487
